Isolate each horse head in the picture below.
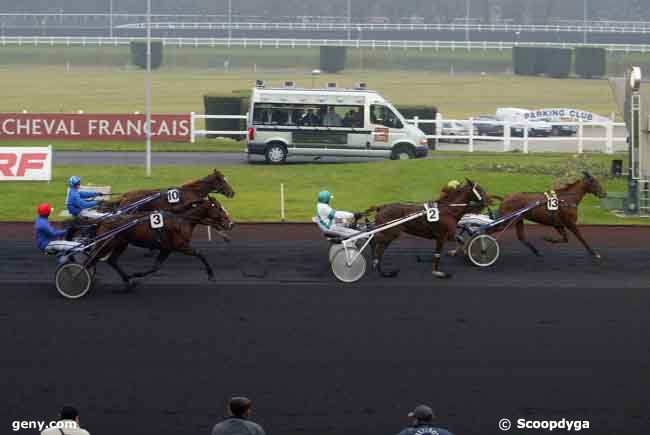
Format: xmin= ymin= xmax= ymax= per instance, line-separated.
xmin=464 ymin=178 xmax=487 ymax=207
xmin=582 ymin=171 xmax=606 ymax=198
xmin=191 ymin=196 xmax=234 ymax=231
xmin=203 ymin=169 xmax=236 ymax=198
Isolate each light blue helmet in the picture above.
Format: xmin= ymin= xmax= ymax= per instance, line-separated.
xmin=318 ymin=190 xmax=332 ymax=204
xmin=68 ymin=176 xmax=81 ymax=187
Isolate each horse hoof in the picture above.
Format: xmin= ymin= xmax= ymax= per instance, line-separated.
xmin=447 ymin=249 xmax=458 ymax=257
xmin=593 ymin=253 xmax=602 ymax=260
xmin=432 ymin=271 xmax=452 ymax=279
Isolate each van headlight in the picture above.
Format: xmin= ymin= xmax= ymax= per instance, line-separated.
xmin=419 ymin=138 xmax=428 ymax=145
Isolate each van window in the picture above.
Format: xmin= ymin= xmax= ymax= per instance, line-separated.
xmin=370 ymin=105 xmax=403 ymax=129
xmin=253 ymin=103 xmax=364 ymax=128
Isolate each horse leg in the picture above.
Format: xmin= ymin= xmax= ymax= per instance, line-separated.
xmin=544 ymin=226 xmax=569 ymax=244
xmin=105 ymin=242 xmax=134 ymax=290
xmin=371 ymin=233 xmax=399 ymax=278
xmin=566 ymin=222 xmax=601 ymax=259
xmin=432 ymin=234 xmax=452 ymax=279
xmin=179 ymin=246 xmax=216 ymax=281
xmin=130 ymin=250 xmax=171 ymax=279
xmin=516 ymin=220 xmax=542 ymax=257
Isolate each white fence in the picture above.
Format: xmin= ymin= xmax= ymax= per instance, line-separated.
xmin=408 ymin=117 xmax=626 ymax=154
xmin=2 ymin=36 xmax=650 ymax=52
xmin=190 ymin=112 xmax=626 ymax=154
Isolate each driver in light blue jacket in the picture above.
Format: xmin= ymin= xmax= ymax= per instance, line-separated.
xmin=66 ymin=175 xmax=106 ymax=219
xmin=316 ymin=190 xmax=361 ymax=238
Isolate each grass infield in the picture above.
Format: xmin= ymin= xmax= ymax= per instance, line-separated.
xmin=0 ymin=152 xmax=641 ymax=224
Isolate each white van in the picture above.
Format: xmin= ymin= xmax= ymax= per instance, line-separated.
xmin=246 ymin=83 xmax=429 ymax=163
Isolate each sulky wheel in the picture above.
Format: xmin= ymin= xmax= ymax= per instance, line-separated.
xmin=331 ymin=246 xmax=367 ymax=283
xmin=466 ymin=234 xmax=500 ymax=268
xmin=329 ymin=243 xmax=344 ymax=263
xmin=68 ymin=251 xmax=96 ymax=279
xmin=55 ymin=263 xmax=93 ymax=299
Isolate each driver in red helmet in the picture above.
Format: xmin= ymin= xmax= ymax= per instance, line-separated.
xmin=34 ymin=203 xmax=78 ymax=253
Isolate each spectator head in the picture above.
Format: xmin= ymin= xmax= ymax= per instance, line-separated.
xmin=60 ymin=405 xmax=80 ymax=423
xmin=228 ymin=396 xmax=252 ymax=418
xmin=408 ymin=404 xmax=434 ymax=423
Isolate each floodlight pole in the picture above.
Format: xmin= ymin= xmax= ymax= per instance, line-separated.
xmin=465 ymin=0 xmax=470 ymax=42
xmin=583 ymin=0 xmax=587 ymax=44
xmin=347 ymin=0 xmax=351 ymax=40
xmin=145 ymin=0 xmax=152 ymax=177
xmin=228 ymin=0 xmax=232 ymax=40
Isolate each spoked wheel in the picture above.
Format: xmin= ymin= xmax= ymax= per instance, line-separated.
xmin=466 ymin=234 xmax=500 ymax=268
xmin=68 ymin=251 xmax=97 ymax=278
xmin=329 ymin=243 xmax=344 ymax=263
xmin=55 ymin=263 xmax=93 ymax=299
xmin=331 ymin=246 xmax=367 ymax=283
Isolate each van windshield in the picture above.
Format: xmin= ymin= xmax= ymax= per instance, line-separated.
xmin=253 ymin=103 xmax=364 ymax=128
xmin=370 ymin=105 xmax=403 ymax=129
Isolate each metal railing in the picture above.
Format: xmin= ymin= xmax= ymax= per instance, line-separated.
xmin=190 ymin=113 xmax=627 ymax=154
xmin=2 ymin=36 xmax=650 ymax=52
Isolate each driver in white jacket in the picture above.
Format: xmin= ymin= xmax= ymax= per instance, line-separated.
xmin=316 ymin=190 xmax=360 ymax=238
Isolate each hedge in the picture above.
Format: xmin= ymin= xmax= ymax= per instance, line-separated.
xmin=575 ymin=47 xmax=606 ymax=78
xmin=129 ymin=41 xmax=163 ymax=69
xmin=512 ymin=47 xmax=537 ymax=76
xmin=513 ymin=46 xmax=572 ymax=78
xmin=320 ymin=46 xmax=347 ymax=73
xmin=203 ymin=94 xmax=249 ymax=139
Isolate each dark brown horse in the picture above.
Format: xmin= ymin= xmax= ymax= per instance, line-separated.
xmin=93 ymin=196 xmax=233 ymax=288
xmin=366 ymin=180 xmax=487 ymax=278
xmin=498 ymin=171 xmax=606 ymax=258
xmin=98 ymin=168 xmax=235 ymax=214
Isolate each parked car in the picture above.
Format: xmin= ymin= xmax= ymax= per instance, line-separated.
xmin=474 ymin=115 xmax=504 ymax=137
xmin=510 ymin=122 xmax=553 ymax=137
xmin=551 ymin=123 xmax=578 ymax=136
xmin=440 ymin=121 xmax=475 ymax=143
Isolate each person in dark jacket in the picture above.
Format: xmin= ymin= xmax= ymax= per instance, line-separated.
xmin=211 ymin=397 xmax=265 ymax=435
xmin=396 ymin=404 xmax=454 ymax=435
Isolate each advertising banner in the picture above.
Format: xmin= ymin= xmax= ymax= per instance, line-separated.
xmin=0 ymin=146 xmax=52 ymax=181
xmin=0 ymin=113 xmax=191 ymax=142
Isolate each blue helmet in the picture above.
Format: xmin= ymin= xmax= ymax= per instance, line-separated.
xmin=318 ymin=190 xmax=332 ymax=204
xmin=68 ymin=176 xmax=81 ymax=187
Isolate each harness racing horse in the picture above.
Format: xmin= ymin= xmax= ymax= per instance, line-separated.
xmin=93 ymin=197 xmax=233 ymax=289
xmin=99 ymin=168 xmax=236 ymax=213
xmin=498 ymin=171 xmax=606 ymax=258
xmin=366 ymin=180 xmax=487 ymax=279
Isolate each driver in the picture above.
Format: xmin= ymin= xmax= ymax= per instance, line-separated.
xmin=316 ymin=190 xmax=360 ymax=238
xmin=34 ymin=203 xmax=79 ymax=254
xmin=66 ymin=176 xmax=107 ymax=219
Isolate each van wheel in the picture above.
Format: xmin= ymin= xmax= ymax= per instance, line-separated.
xmin=391 ymin=145 xmax=415 ymax=160
xmin=265 ymin=144 xmax=287 ymax=164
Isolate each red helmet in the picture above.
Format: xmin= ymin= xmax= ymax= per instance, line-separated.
xmin=37 ymin=203 xmax=52 ymax=217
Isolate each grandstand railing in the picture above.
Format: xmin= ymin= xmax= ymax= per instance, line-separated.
xmin=1 ymin=36 xmax=649 ymax=52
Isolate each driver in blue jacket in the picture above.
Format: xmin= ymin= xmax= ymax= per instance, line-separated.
xmin=66 ymin=176 xmax=107 ymax=219
xmin=34 ymin=203 xmax=79 ymax=254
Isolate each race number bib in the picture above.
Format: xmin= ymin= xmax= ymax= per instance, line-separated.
xmin=149 ymin=212 xmax=164 ymax=229
xmin=425 ymin=203 xmax=440 ymax=222
xmin=166 ymin=189 xmax=181 ymax=204
xmin=547 ymin=195 xmax=559 ymax=211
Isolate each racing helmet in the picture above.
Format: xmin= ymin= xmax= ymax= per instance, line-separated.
xmin=317 ymin=190 xmax=332 ymax=204
xmin=37 ymin=203 xmax=52 ymax=217
xmin=68 ymin=175 xmax=81 ymax=188
xmin=446 ymin=179 xmax=461 ymax=189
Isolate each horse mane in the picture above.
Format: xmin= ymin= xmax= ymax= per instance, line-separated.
xmin=554 ymin=177 xmax=583 ymax=192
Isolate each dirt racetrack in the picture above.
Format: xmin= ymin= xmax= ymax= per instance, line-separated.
xmin=2 ymin=224 xmax=650 ymax=435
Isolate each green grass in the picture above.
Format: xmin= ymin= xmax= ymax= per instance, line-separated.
xmin=0 ymin=67 xmax=620 ymax=120
xmin=0 ymin=138 xmax=244 ymax=152
xmin=1 ymin=153 xmax=642 ymax=224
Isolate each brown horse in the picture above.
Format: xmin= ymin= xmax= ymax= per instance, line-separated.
xmin=366 ymin=180 xmax=487 ymax=278
xmin=98 ymin=168 xmax=235 ymax=214
xmin=498 ymin=171 xmax=606 ymax=258
xmin=93 ymin=196 xmax=233 ymax=289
